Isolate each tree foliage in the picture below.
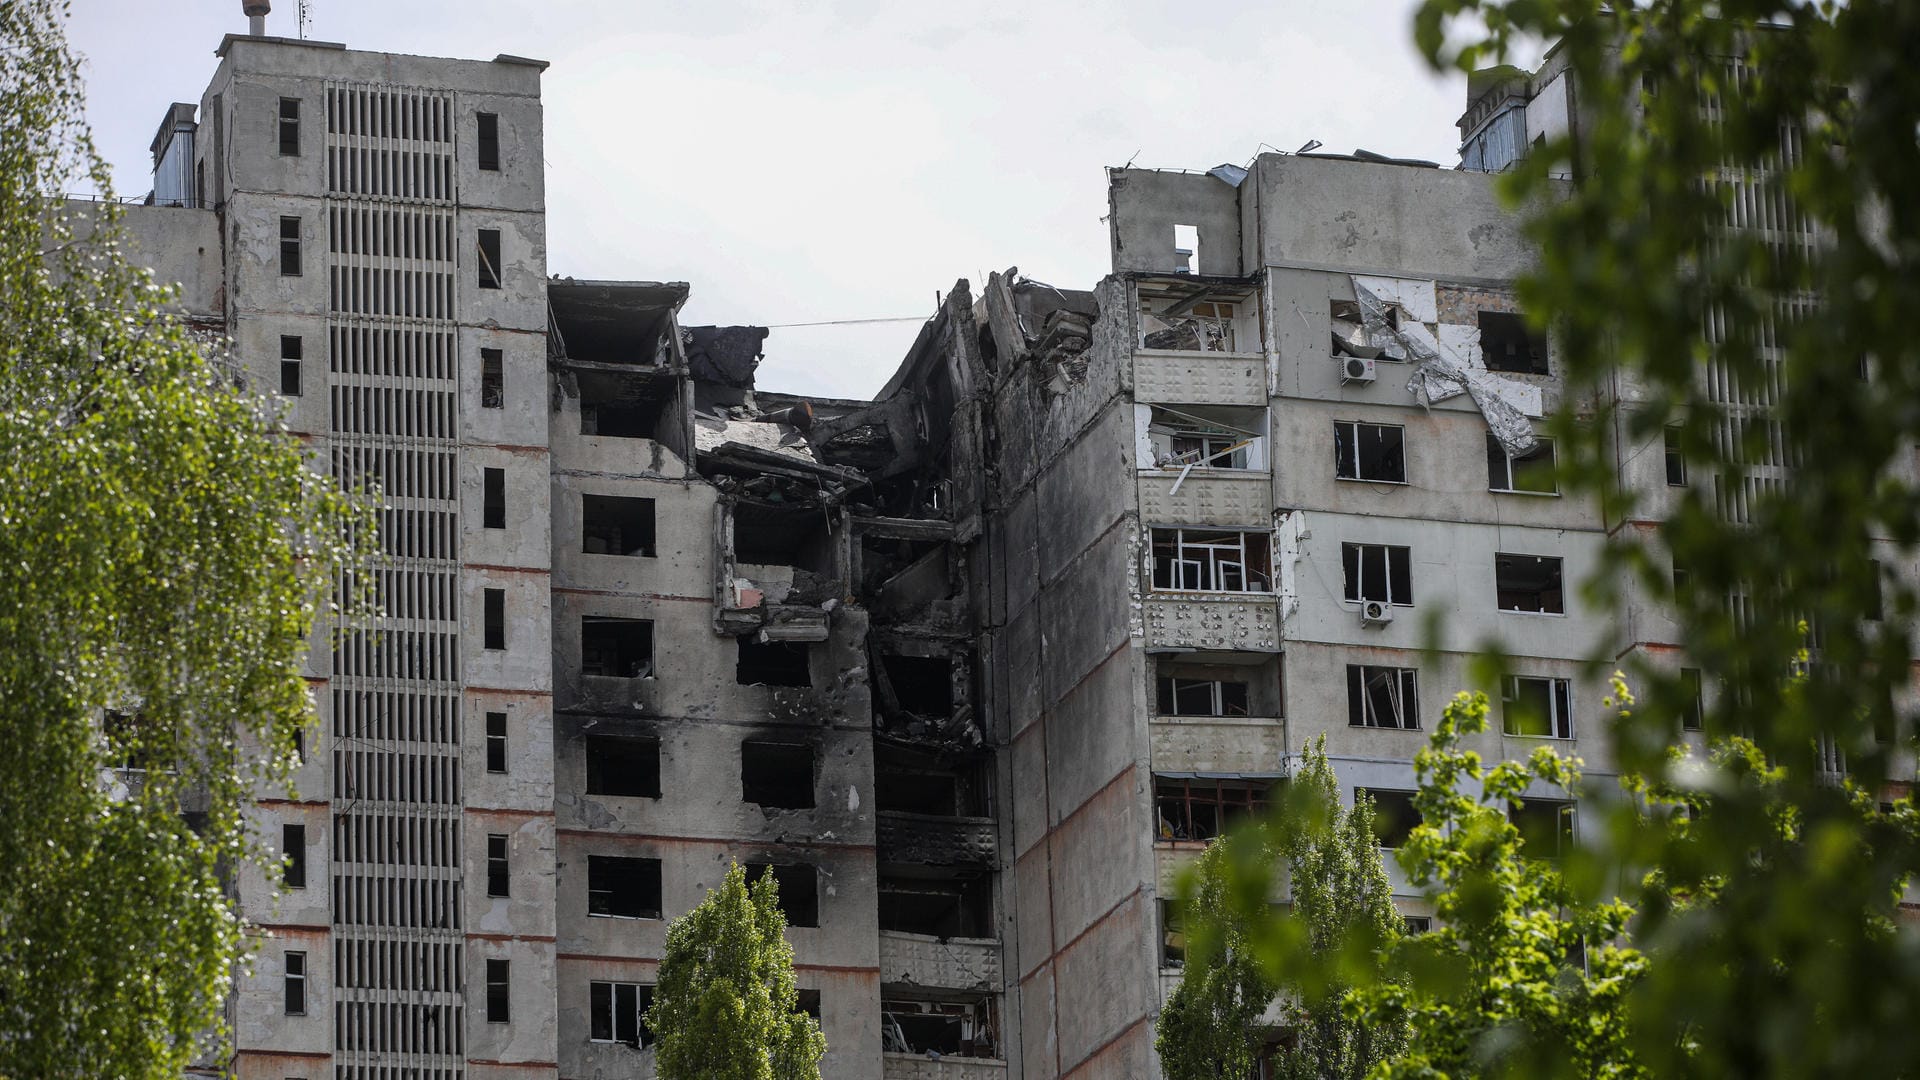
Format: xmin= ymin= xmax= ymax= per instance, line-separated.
xmin=1157 ymin=837 xmax=1276 ymax=1080
xmin=0 ymin=1 xmax=358 ymax=1074
xmin=648 ymin=863 xmax=826 ymax=1080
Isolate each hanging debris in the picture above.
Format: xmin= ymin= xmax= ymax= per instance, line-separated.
xmin=1351 ymin=278 xmax=1539 ymax=457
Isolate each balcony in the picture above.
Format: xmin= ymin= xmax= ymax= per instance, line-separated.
xmin=883 ymin=1054 xmax=1008 ymax=1080
xmin=1137 ymin=470 xmax=1272 ymax=527
xmin=1150 ymin=716 xmax=1286 ymax=775
xmin=880 ymin=931 xmax=1001 ymax=993
xmin=1141 ymin=594 xmax=1280 ymax=653
xmin=1133 ymin=349 xmax=1266 ymax=406
xmin=876 ymin=812 xmax=997 ymax=867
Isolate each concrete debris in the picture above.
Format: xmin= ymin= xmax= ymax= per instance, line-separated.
xmin=682 ymin=325 xmax=768 ymax=387
xmin=1351 ymin=278 xmax=1538 ymax=456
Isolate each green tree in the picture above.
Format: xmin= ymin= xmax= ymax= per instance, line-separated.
xmin=648 ymin=863 xmax=827 ymax=1080
xmin=1157 ymin=837 xmax=1276 ymax=1080
xmin=0 ymin=1 xmax=358 ymax=1075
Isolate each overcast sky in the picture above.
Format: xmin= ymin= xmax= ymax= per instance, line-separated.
xmin=67 ymin=0 xmax=1475 ymax=400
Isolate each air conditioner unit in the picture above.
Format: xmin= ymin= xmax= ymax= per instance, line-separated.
xmin=1341 ymin=357 xmax=1377 ymax=384
xmin=1359 ymin=600 xmax=1394 ymax=626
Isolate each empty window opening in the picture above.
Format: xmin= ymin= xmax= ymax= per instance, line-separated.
xmin=1681 ymin=668 xmax=1704 ymax=732
xmin=796 ymin=989 xmax=822 ymax=1021
xmin=880 ymin=654 xmax=953 ymax=717
xmin=587 ymin=855 xmax=662 ymax=919
xmin=483 ymin=588 xmax=506 ymax=650
xmin=485 ymin=711 xmax=507 ymax=773
xmin=744 ymin=862 xmax=820 ymax=927
xmin=1145 ymin=404 xmax=1264 ymax=470
xmin=480 ymin=348 xmax=503 ymax=408
xmin=284 ymin=951 xmax=307 ymax=1015
xmin=278 ymin=97 xmax=300 ymax=157
xmin=581 ymin=396 xmax=667 ymax=439
xmin=1334 ymin=421 xmax=1406 ymax=483
xmin=1159 ymin=898 xmax=1185 ymax=968
xmin=476 ymin=112 xmax=499 ymax=171
xmin=1488 ymin=434 xmax=1558 ymax=494
xmin=1139 ymin=295 xmax=1248 ymax=352
xmin=1664 ymin=426 xmax=1687 ymax=486
xmin=1360 ymin=788 xmax=1420 ymax=849
xmin=1150 ymin=528 xmax=1272 ymax=593
xmin=881 ymin=995 xmax=997 ymax=1059
xmin=1154 ymin=775 xmax=1276 ymax=841
xmin=280 ymin=335 xmax=303 ymax=397
xmin=282 ymin=823 xmax=306 ymax=888
xmin=581 ymin=617 xmax=653 ymax=678
xmin=483 ymin=467 xmax=506 ymax=529
xmin=279 ymin=216 xmax=302 ymax=277
xmin=1511 ymin=798 xmax=1575 ymax=859
xmin=878 ymin=873 xmax=992 ymax=938
xmin=1156 ymin=676 xmax=1249 ymax=717
xmin=582 ymin=494 xmax=657 ymax=557
xmin=1495 ymin=553 xmax=1565 ymax=614
xmin=585 ymin=734 xmax=661 ymax=799
xmin=1478 ymin=310 xmax=1549 ymax=374
xmin=486 ymin=959 xmax=509 ymax=1022
xmin=1342 ymin=543 xmax=1414 ymax=606
xmin=732 ymin=502 xmax=834 ymax=571
xmin=737 ymin=639 xmax=811 ymax=687
xmin=1173 ymin=223 xmax=1199 ymax=274
xmin=1403 ymin=915 xmax=1434 ymax=934
xmin=486 ymin=833 xmax=509 ymax=897
xmin=590 ymin=981 xmax=655 ymax=1047
xmin=476 ymin=229 xmax=502 ymax=289
xmin=741 ymin=740 xmax=815 ymax=809
xmin=1503 ymin=675 xmax=1574 ymax=739
xmin=1348 ymin=666 xmax=1419 ymax=730
xmin=875 ymin=749 xmax=988 ymax=816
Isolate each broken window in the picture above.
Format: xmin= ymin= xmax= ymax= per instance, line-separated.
xmin=743 ymin=862 xmax=820 ymax=927
xmin=879 ymin=654 xmax=953 ymax=716
xmin=881 ymin=995 xmax=997 ymax=1059
xmin=741 ymin=740 xmax=815 ymax=809
xmin=480 ymin=347 xmax=503 ymax=408
xmin=280 ymin=335 xmax=303 ymax=397
xmin=1664 ymin=426 xmax=1687 ymax=486
xmin=483 ymin=588 xmax=505 ymax=650
xmin=581 ymin=396 xmax=668 ymax=439
xmin=487 ymin=833 xmax=509 ymax=897
xmin=732 ymin=502 xmax=833 ymax=571
xmin=1478 ymin=310 xmax=1549 ymax=374
xmin=1681 ymin=668 xmax=1704 ymax=732
xmin=1154 ymin=775 xmax=1276 ymax=841
xmin=1511 ymin=798 xmax=1576 ymax=859
xmin=483 ymin=467 xmax=506 ymax=529
xmin=581 ymin=494 xmax=656 ymax=557
xmin=485 ymin=711 xmax=507 ymax=773
xmin=1359 ymin=788 xmax=1420 ymax=848
xmin=1149 ymin=528 xmax=1272 ymax=593
xmin=587 ymin=855 xmax=661 ymax=919
xmin=1495 ymin=553 xmax=1565 ymax=614
xmin=476 ymin=112 xmax=499 ymax=172
xmin=1502 ymin=675 xmax=1574 ymax=739
xmin=589 ymin=981 xmax=655 ymax=1047
xmin=279 ymin=216 xmax=302 ymax=277
xmin=796 ymin=989 xmax=822 ymax=1020
xmin=1342 ymin=543 xmax=1414 ymax=606
xmin=737 ymin=639 xmax=811 ymax=687
xmin=1159 ymin=898 xmax=1185 ymax=968
xmin=878 ymin=872 xmax=992 ymax=937
xmin=284 ymin=951 xmax=307 ymax=1015
xmin=476 ymin=228 xmax=502 ymax=289
xmin=1156 ymin=676 xmax=1249 ymax=717
xmin=1334 ymin=421 xmax=1406 ymax=483
xmin=278 ymin=97 xmax=300 ymax=157
xmin=282 ymin=823 xmax=306 ymax=888
xmin=486 ymin=959 xmax=509 ymax=1023
xmin=1144 ymin=405 xmax=1264 ymax=470
xmin=875 ymin=748 xmax=988 ymax=816
xmin=1487 ymin=433 xmax=1558 ymax=494
xmin=1403 ymin=915 xmax=1434 ymax=934
xmin=1347 ymin=666 xmax=1419 ymax=730
xmin=580 ymin=617 xmax=652 ymax=678
xmin=1137 ymin=277 xmax=1258 ymax=353
xmin=585 ymin=734 xmax=660 ymax=799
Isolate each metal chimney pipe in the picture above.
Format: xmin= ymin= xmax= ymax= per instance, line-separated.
xmin=243 ymin=0 xmax=270 ymax=35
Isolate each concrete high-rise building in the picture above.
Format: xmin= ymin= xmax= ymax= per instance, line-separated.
xmin=98 ymin=12 xmax=1900 ymax=1080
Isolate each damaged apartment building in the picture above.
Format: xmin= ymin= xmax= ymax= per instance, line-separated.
xmin=98 ymin=8 xmax=1889 ymax=1080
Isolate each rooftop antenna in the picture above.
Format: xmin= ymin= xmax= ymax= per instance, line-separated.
xmin=243 ymin=0 xmax=270 ymax=36
xmin=299 ymin=0 xmax=311 ymax=38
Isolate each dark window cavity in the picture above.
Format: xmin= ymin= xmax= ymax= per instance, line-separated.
xmin=486 ymin=958 xmax=509 ymax=1022
xmin=487 ymin=833 xmax=509 ymax=898
xmin=282 ymin=823 xmax=306 ymax=888
xmin=480 ymin=347 xmax=503 ymax=408
xmin=280 ymin=335 xmax=303 ymax=396
xmin=743 ymin=862 xmax=820 ymax=927
xmin=736 ymin=638 xmax=811 ymax=687
xmin=1487 ymin=434 xmax=1558 ymax=494
xmin=1359 ymin=788 xmax=1420 ymax=848
xmin=485 ymin=711 xmax=508 ymax=773
xmin=878 ymin=873 xmax=992 ymax=938
xmin=483 ymin=467 xmax=506 ymax=529
xmin=1153 ymin=775 xmax=1275 ymax=841
xmin=589 ymin=981 xmax=655 ymax=1046
xmin=1159 ymin=898 xmax=1185 ymax=968
xmin=477 ymin=229 xmax=502 ymax=289
xmin=580 ymin=617 xmax=653 ymax=678
xmin=1664 ymin=426 xmax=1687 ymax=486
xmin=1334 ymin=421 xmax=1406 ymax=483
xmin=587 ymin=855 xmax=661 ymax=919
xmin=582 ymin=494 xmax=657 ymax=557
xmin=283 ymin=951 xmax=307 ymax=1014
xmin=585 ymin=734 xmax=661 ymax=799
xmin=1341 ymin=543 xmax=1413 ymax=605
xmin=1502 ymin=675 xmax=1574 ymax=738
xmin=1403 ymin=915 xmax=1434 ymax=934
xmin=1155 ymin=677 xmax=1249 ymax=717
xmin=742 ymin=740 xmax=815 ymax=809
xmin=477 ymin=112 xmax=500 ymax=171
xmin=1478 ymin=310 xmax=1548 ymax=374
xmin=483 ymin=588 xmax=505 ymax=650
xmin=279 ymin=216 xmax=301 ymax=276
xmin=278 ymin=97 xmax=300 ymax=156
xmin=1511 ymin=798 xmax=1575 ymax=859
xmin=1347 ymin=665 xmax=1419 ymax=730
xmin=1495 ymin=553 xmax=1565 ymax=614
xmin=1681 ymin=668 xmax=1704 ymax=731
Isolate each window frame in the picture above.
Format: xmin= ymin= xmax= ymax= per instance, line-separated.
xmin=589 ymin=979 xmax=655 ymax=1047
xmin=485 ymin=958 xmax=510 ymax=1023
xmin=486 ymin=833 xmax=510 ymax=898
xmin=278 ymin=97 xmax=300 ymax=157
xmin=1153 ymin=775 xmax=1276 ymax=842
xmin=283 ymin=951 xmax=307 ymax=1015
xmin=1149 ymin=527 xmax=1273 ymax=594
xmin=1346 ymin=665 xmax=1420 ymax=730
xmin=1155 ymin=676 xmax=1251 ymax=717
xmin=1486 ymin=433 xmax=1559 ymax=495
xmin=1511 ymin=797 xmax=1577 ymax=860
xmin=282 ymin=823 xmax=306 ymax=889
xmin=279 ymin=334 xmax=303 ymax=397
xmin=586 ymin=854 xmax=663 ymax=920
xmin=1664 ymin=426 xmax=1687 ymax=486
xmin=482 ymin=466 xmax=506 ymax=529
xmin=1333 ymin=420 xmax=1408 ymax=484
xmin=485 ymin=711 xmax=508 ymax=773
xmin=476 ymin=229 xmax=502 ymax=289
xmin=480 ymin=347 xmax=504 ymax=408
xmin=1494 ymin=552 xmax=1567 ymax=615
xmin=1341 ymin=542 xmax=1414 ymax=606
xmin=1501 ymin=674 xmax=1575 ymax=739
xmin=1358 ymin=787 xmax=1421 ymax=849
xmin=278 ymin=216 xmax=302 ymax=277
